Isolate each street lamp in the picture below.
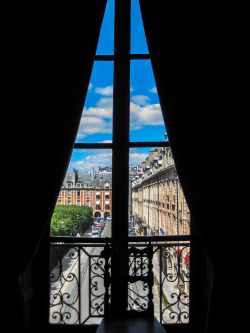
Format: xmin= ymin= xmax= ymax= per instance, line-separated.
xmin=61 ymin=221 xmax=65 ymax=236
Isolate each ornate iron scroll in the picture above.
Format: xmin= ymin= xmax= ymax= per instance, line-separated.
xmin=128 ymin=241 xmax=154 ymax=314
xmin=153 ymin=244 xmax=190 ymax=324
xmin=50 ymin=244 xmax=108 ymax=325
xmin=50 ymin=246 xmax=80 ymax=324
xmin=49 ymin=241 xmax=190 ymax=326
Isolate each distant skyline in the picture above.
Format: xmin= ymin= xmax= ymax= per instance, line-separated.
xmin=69 ymin=0 xmax=167 ymax=172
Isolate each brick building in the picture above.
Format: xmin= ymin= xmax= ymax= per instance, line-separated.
xmin=56 ymin=167 xmax=112 ymax=219
xmin=131 ymin=146 xmax=190 ymax=236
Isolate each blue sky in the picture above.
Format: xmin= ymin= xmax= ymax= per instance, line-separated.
xmin=69 ymin=0 xmax=166 ymax=172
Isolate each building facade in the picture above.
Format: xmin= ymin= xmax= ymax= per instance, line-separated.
xmin=131 ymin=147 xmax=190 ymax=236
xmin=56 ymin=167 xmax=112 ymax=219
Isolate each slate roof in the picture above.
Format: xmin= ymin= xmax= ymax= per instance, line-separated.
xmin=62 ymin=168 xmax=112 ymax=189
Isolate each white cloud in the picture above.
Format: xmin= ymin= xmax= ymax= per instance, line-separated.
xmin=149 ymin=87 xmax=157 ymax=93
xmin=99 ymin=140 xmax=112 ymax=143
xmin=96 ymin=97 xmax=113 ymax=109
xmin=131 ymin=95 xmax=150 ymax=106
xmin=130 ymin=101 xmax=164 ymax=130
xmin=83 ymin=106 xmax=112 ymax=119
xmin=77 ymin=85 xmax=164 ymax=140
xmin=77 ymin=116 xmax=112 ymax=138
xmin=70 ymin=151 xmax=112 ymax=171
xmin=129 ymin=152 xmax=148 ymax=165
xmin=88 ymin=83 xmax=93 ymax=91
xmin=95 ymin=85 xmax=113 ymax=96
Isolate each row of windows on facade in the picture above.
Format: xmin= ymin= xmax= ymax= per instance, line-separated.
xmin=64 ymin=182 xmax=111 ymax=188
xmin=59 ymin=190 xmax=110 ymax=198
xmin=136 ymin=199 xmax=190 ymax=212
xmin=57 ymin=199 xmax=110 ymax=209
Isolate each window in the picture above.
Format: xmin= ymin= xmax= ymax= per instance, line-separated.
xmin=49 ymin=0 xmax=191 ymax=329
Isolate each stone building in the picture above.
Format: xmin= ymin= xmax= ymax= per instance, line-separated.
xmin=131 ymin=147 xmax=190 ymax=236
xmin=56 ymin=167 xmax=112 ymax=219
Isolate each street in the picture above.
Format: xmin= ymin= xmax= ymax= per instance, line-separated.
xmin=49 ymin=220 xmax=188 ymax=325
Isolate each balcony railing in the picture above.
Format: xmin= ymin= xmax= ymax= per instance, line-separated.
xmin=49 ymin=240 xmax=190 ymax=326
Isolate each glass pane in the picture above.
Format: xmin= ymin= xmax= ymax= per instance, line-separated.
xmin=130 ymin=60 xmax=166 ymax=142
xmin=51 ymin=149 xmax=112 ymax=238
xmin=129 ymin=147 xmax=190 ymax=237
xmin=96 ymin=0 xmax=114 ymax=55
xmin=76 ymin=61 xmax=113 ymax=143
xmin=131 ymin=0 xmax=149 ymax=54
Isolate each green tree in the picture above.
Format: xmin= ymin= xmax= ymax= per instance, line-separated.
xmin=50 ymin=205 xmax=92 ymax=236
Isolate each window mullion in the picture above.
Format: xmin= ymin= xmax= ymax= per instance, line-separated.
xmin=112 ymin=0 xmax=130 ymax=243
xmin=111 ymin=0 xmax=131 ymax=313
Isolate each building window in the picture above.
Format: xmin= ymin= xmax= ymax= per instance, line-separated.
xmin=50 ymin=0 xmax=192 ymax=328
xmin=77 ymin=190 xmax=80 ymax=197
xmin=67 ymin=190 xmax=71 ymax=197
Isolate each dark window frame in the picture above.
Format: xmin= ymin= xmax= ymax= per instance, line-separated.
xmin=49 ymin=0 xmax=194 ymax=330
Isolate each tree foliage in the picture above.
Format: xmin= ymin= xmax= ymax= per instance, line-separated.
xmin=50 ymin=205 xmax=93 ymax=236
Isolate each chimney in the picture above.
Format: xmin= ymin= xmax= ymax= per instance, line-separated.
xmin=73 ymin=168 xmax=77 ymax=186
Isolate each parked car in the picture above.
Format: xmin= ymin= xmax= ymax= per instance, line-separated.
xmin=95 ymin=224 xmax=104 ymax=230
xmin=94 ymin=226 xmax=102 ymax=233
xmin=92 ymin=229 xmax=100 ymax=238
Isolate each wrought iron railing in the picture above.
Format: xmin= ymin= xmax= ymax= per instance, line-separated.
xmin=49 ymin=240 xmax=190 ymax=326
